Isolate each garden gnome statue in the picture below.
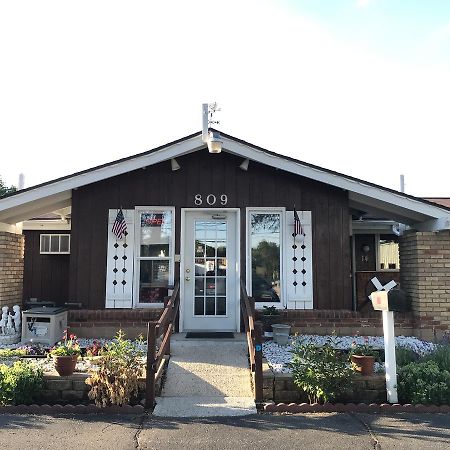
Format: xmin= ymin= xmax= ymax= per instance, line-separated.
xmin=0 ymin=306 xmax=8 ymax=335
xmin=11 ymin=305 xmax=21 ymax=332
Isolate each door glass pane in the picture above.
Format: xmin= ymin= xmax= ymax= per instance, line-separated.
xmin=250 ymin=213 xmax=281 ymax=303
xmin=205 ymin=241 xmax=215 ymax=257
xmin=139 ymin=260 xmax=169 ymax=303
xmin=205 ymin=277 xmax=215 ymax=295
xmin=205 ymin=259 xmax=216 ymax=275
xmin=140 ymin=212 xmax=172 ymax=257
xmin=217 ymin=258 xmax=227 ymax=276
xmin=195 ymin=258 xmax=206 ymax=275
xmin=216 ymin=278 xmax=226 ymax=295
xmin=195 ymin=278 xmax=205 ymax=295
xmin=216 ymin=297 xmax=226 ymax=315
xmin=195 ymin=297 xmax=204 ymax=315
xmin=195 ymin=240 xmax=205 ymax=257
xmin=193 ymin=220 xmax=228 ymax=317
xmin=205 ymin=297 xmax=215 ymax=315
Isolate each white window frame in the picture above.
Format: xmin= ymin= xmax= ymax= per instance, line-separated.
xmin=246 ymin=207 xmax=286 ymax=309
xmin=39 ymin=234 xmax=71 ymax=254
xmin=133 ymin=206 xmax=175 ymax=308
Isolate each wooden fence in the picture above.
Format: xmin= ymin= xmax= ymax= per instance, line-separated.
xmin=145 ymin=282 xmax=180 ymax=410
xmin=240 ymin=279 xmax=263 ymax=404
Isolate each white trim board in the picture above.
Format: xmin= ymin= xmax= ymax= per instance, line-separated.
xmin=1 ymin=131 xmax=449 ymax=229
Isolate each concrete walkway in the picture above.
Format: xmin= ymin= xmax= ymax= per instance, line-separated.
xmin=153 ymin=334 xmax=256 ymax=417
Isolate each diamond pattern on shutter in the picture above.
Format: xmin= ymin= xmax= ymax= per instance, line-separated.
xmin=284 ymin=211 xmax=313 ymax=310
xmin=105 ymin=209 xmax=135 ymax=308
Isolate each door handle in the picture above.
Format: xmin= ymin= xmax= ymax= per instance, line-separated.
xmin=185 ymin=277 xmax=191 ymax=281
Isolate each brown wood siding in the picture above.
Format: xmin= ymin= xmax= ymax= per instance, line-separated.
xmin=69 ymin=150 xmax=351 ymax=309
xmin=23 ymin=230 xmax=70 ymax=306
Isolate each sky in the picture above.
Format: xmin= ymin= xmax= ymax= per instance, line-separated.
xmin=1 ymin=0 xmax=449 ymax=197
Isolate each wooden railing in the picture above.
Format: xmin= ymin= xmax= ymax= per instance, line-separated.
xmin=145 ymin=282 xmax=180 ymax=410
xmin=240 ymin=279 xmax=263 ymax=404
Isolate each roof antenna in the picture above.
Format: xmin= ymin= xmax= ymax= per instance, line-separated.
xmin=202 ymin=103 xmax=223 ymax=153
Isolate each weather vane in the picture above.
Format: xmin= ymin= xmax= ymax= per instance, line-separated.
xmin=207 ymin=102 xmax=220 ymax=127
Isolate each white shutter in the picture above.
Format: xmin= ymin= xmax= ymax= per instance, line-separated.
xmin=284 ymin=211 xmax=313 ymax=309
xmin=105 ymin=209 xmax=135 ymax=309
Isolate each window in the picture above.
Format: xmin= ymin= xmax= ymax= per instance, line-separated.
xmin=136 ymin=209 xmax=174 ymax=304
xmin=40 ymin=234 xmax=70 ymax=254
xmin=248 ymin=211 xmax=282 ymax=303
xmin=379 ymin=234 xmax=400 ymax=270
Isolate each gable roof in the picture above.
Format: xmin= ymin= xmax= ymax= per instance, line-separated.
xmin=1 ymin=130 xmax=449 ymax=229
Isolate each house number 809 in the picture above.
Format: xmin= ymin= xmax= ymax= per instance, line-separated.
xmin=194 ymin=194 xmax=228 ymax=206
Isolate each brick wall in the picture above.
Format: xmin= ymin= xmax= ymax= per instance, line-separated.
xmin=257 ymin=309 xmax=415 ymax=337
xmin=400 ymin=230 xmax=450 ymax=340
xmin=0 ymin=232 xmax=24 ymax=309
xmin=263 ymin=361 xmax=386 ymax=403
xmin=68 ymin=308 xmax=163 ymax=338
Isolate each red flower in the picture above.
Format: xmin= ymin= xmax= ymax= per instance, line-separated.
xmin=70 ymin=334 xmax=75 ymax=340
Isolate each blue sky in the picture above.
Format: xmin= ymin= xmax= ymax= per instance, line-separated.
xmin=1 ymin=0 xmax=449 ymax=197
xmin=285 ymin=0 xmax=450 ymax=65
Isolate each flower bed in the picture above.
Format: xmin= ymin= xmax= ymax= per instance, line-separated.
xmin=0 ymin=332 xmax=149 ymax=407
xmin=263 ymin=334 xmax=435 ymax=374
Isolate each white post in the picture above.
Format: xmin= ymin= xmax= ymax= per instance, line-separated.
xmin=202 ymin=103 xmax=209 ymax=142
xmin=382 ymin=310 xmax=398 ymax=403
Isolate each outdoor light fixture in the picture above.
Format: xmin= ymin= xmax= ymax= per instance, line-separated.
xmin=239 ymin=158 xmax=249 ymax=171
xmin=202 ymin=103 xmax=223 ymax=154
xmin=171 ymin=158 xmax=181 ymax=171
xmin=206 ymin=131 xmax=223 ymax=154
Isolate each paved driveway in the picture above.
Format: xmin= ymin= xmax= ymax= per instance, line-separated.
xmin=0 ymin=412 xmax=449 ymax=449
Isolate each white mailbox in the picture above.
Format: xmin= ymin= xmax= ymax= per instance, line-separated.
xmin=22 ymin=306 xmax=68 ymax=346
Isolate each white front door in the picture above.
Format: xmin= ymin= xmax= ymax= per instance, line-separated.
xmin=182 ymin=210 xmax=239 ymax=332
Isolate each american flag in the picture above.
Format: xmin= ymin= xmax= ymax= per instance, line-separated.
xmin=112 ymin=208 xmax=127 ymax=240
xmin=294 ymin=207 xmax=305 ymax=237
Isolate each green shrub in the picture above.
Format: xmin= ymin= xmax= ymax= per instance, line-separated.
xmin=0 ymin=348 xmax=27 ymax=358
xmin=395 ymin=347 xmax=418 ymax=368
xmin=398 ymin=361 xmax=450 ymax=405
xmin=422 ymin=345 xmax=450 ymax=372
xmin=0 ymin=361 xmax=43 ymax=405
xmin=289 ymin=337 xmax=353 ymax=404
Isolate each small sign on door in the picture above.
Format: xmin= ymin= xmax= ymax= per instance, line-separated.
xmin=370 ymin=291 xmax=389 ymax=311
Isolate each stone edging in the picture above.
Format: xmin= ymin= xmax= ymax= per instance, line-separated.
xmin=0 ymin=404 xmax=145 ymax=415
xmin=263 ymin=402 xmax=450 ymax=413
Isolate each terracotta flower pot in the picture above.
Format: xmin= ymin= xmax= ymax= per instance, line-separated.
xmin=351 ymin=355 xmax=375 ymax=376
xmin=53 ymin=355 xmax=78 ymax=376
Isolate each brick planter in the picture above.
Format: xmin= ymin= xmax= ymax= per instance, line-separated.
xmin=38 ymin=373 xmax=91 ymax=404
xmin=263 ymin=359 xmax=386 ymax=404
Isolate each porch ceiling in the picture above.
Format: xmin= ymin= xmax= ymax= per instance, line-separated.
xmin=0 ymin=191 xmax=71 ymax=224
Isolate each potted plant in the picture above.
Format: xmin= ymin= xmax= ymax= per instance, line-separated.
xmin=260 ymin=305 xmax=281 ymax=333
xmin=271 ymin=323 xmax=291 ymax=346
xmin=349 ymin=337 xmax=379 ymax=376
xmin=49 ymin=331 xmax=81 ymax=376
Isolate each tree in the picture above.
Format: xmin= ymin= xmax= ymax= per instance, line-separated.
xmin=0 ymin=177 xmax=17 ymax=197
